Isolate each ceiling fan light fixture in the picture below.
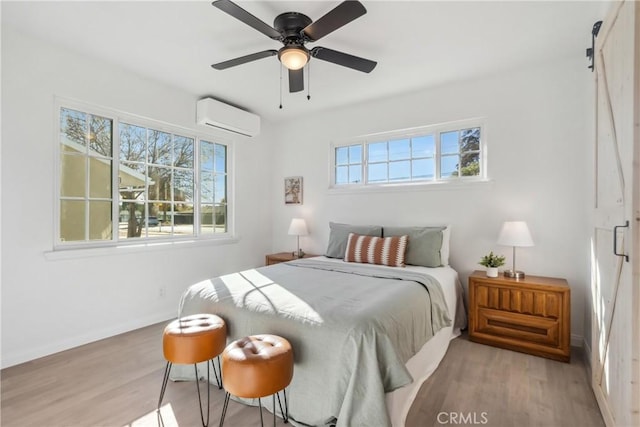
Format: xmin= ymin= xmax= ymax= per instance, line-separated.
xmin=278 ymin=46 xmax=309 ymax=70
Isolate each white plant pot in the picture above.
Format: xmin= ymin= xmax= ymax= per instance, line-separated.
xmin=486 ymin=267 xmax=499 ymax=278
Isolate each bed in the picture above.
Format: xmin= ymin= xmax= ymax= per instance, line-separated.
xmin=172 ymin=224 xmax=466 ymax=426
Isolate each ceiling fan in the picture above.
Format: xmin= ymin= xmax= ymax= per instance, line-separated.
xmin=210 ymin=0 xmax=377 ymax=93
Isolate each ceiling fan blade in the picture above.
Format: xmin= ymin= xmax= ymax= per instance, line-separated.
xmin=212 ymin=50 xmax=278 ymax=70
xmin=311 ymin=47 xmax=377 ymax=73
xmin=302 ymin=1 xmax=366 ymax=42
xmin=289 ymin=69 xmax=304 ymax=93
xmin=212 ymin=0 xmax=281 ymax=40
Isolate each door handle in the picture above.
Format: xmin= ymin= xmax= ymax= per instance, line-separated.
xmin=613 ymin=220 xmax=629 ymax=262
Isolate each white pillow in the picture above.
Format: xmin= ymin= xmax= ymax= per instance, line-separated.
xmin=441 ymin=226 xmax=451 ymax=266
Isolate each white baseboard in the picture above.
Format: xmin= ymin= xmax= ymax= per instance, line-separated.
xmin=571 ymin=333 xmax=584 ymax=348
xmin=583 ymin=336 xmax=592 ymax=379
xmin=1 ymin=310 xmax=175 ymax=369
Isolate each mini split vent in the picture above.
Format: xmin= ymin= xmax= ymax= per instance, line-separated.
xmin=196 ymin=98 xmax=261 ymax=137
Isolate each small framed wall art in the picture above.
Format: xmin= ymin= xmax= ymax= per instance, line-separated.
xmin=284 ymin=176 xmax=303 ymax=205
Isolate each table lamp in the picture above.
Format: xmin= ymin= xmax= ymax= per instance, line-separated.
xmin=288 ymin=218 xmax=308 ymax=258
xmin=497 ymin=221 xmax=534 ymax=279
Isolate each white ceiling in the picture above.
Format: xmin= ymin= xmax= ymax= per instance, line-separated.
xmin=3 ymin=1 xmax=607 ymax=122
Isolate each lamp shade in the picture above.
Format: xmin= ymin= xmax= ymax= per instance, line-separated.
xmin=288 ymin=218 xmax=308 ymax=236
xmin=497 ymin=221 xmax=534 ymax=247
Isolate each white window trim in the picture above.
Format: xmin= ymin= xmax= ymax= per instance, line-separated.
xmin=53 ymin=96 xmax=236 ymax=252
xmin=329 ymin=118 xmax=489 ymax=191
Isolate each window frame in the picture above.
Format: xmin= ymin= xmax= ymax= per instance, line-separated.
xmin=329 ymin=118 xmax=487 ymax=189
xmin=53 ymin=97 xmax=235 ymax=251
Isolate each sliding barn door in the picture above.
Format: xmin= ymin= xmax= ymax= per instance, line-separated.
xmin=591 ymin=1 xmax=639 ymax=426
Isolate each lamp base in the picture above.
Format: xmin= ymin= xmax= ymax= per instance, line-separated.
xmin=503 ymin=270 xmax=525 ymax=279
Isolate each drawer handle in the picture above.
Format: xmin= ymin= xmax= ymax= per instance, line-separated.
xmin=613 ymin=220 xmax=629 ymax=262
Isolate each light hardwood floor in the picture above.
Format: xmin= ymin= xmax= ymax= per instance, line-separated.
xmin=1 ymin=322 xmax=604 ymax=427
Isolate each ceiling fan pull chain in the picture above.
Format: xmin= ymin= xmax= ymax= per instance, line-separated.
xmin=307 ymin=62 xmax=311 ymax=101
xmin=279 ymin=64 xmax=283 ymax=109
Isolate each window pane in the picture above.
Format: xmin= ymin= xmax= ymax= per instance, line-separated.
xmin=389 ymin=160 xmax=410 ymax=181
xmin=441 ymin=131 xmax=459 ymax=154
xmin=60 ymin=108 xmax=87 ymax=152
xmin=336 ymin=166 xmax=348 ymax=184
xmin=412 ymin=158 xmax=434 ymax=179
xmin=148 ymin=166 xmax=172 ymax=201
xmin=201 ymin=172 xmax=214 ymax=203
xmin=60 ymin=154 xmax=86 ymax=197
xmin=119 ymin=162 xmax=146 ymax=200
xmin=412 ymin=135 xmax=435 ymax=158
xmin=368 ymin=142 xmax=387 ymax=163
xmin=199 ymin=204 xmax=213 ymax=235
xmin=119 ymin=202 xmax=144 ymax=239
xmin=461 ymin=128 xmax=480 ymax=152
xmin=89 ymin=201 xmax=112 ymax=240
xmin=174 ymin=135 xmax=194 ymax=168
xmin=349 ymin=165 xmax=362 ymax=183
xmin=214 ymin=174 xmax=226 ymax=203
xmin=349 ymin=145 xmax=362 ymax=164
xmin=368 ymin=163 xmax=387 ymax=183
xmin=119 ymin=123 xmax=146 ymax=163
xmin=389 ymin=139 xmax=410 ymax=161
xmin=174 ymin=203 xmax=194 ymax=235
xmin=460 ymin=152 xmax=480 ymax=176
xmin=201 ymin=141 xmax=214 ymax=172
xmin=148 ymin=130 xmax=171 ymax=166
xmin=60 ymin=200 xmax=85 ymax=242
xmin=89 ymin=115 xmax=112 ymax=157
xmin=215 ymin=144 xmax=226 ymax=173
xmin=441 ymin=155 xmax=459 ymax=178
xmin=89 ymin=158 xmax=112 ymax=199
xmin=336 ymin=147 xmax=348 ymax=166
xmin=174 ymin=170 xmax=194 ymax=202
xmin=214 ymin=204 xmax=227 ymax=233
xmin=152 ymin=202 xmax=172 ymax=225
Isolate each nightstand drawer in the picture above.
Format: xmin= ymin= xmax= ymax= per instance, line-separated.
xmin=475 ymin=308 xmax=559 ymax=347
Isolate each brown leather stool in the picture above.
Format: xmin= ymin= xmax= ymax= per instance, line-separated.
xmin=220 ymin=334 xmax=294 ymax=427
xmin=158 ymin=313 xmax=227 ymax=427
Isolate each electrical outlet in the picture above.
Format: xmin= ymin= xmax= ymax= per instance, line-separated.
xmin=158 ymin=286 xmax=166 ymax=298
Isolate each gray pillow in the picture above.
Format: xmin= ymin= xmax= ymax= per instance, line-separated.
xmin=325 ymin=222 xmax=383 ymax=259
xmin=383 ymin=226 xmax=444 ymax=267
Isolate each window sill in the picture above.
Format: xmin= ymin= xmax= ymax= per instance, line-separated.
xmin=44 ymin=236 xmax=239 ymax=261
xmin=327 ymin=178 xmax=494 ymax=195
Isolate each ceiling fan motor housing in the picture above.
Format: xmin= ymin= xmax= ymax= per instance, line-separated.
xmin=274 ymin=12 xmax=312 ymax=44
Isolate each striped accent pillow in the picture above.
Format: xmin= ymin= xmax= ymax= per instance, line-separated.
xmin=344 ymin=233 xmax=409 ymax=267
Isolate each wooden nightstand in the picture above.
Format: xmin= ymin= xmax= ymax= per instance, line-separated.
xmin=265 ymin=252 xmax=318 ymax=266
xmin=468 ymin=270 xmax=571 ymax=362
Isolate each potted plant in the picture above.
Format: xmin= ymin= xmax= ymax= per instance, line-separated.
xmin=479 ymin=251 xmax=506 ymax=277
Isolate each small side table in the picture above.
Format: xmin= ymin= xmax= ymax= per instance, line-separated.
xmin=265 ymin=252 xmax=319 ymax=266
xmin=468 ymin=270 xmax=571 ymax=362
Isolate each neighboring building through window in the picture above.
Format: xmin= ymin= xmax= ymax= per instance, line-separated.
xmin=332 ymin=120 xmax=484 ymax=187
xmin=57 ymin=103 xmax=231 ymax=247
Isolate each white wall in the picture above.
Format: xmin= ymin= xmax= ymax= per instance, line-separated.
xmin=0 ymin=28 xmax=274 ymax=368
xmin=270 ymin=58 xmax=592 ymax=345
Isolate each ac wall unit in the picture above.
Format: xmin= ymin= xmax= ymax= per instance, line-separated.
xmin=196 ymin=98 xmax=260 ymax=137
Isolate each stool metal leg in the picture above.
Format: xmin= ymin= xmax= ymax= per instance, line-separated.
xmin=157 ymin=361 xmax=173 ymax=411
xmin=273 ymin=394 xmax=277 ymax=427
xmin=276 ymin=389 xmax=289 ymax=423
xmin=193 ymin=362 xmax=211 ymax=427
xmin=219 ymin=392 xmax=230 ymax=427
xmin=258 ymin=397 xmax=264 ymax=427
xmin=210 ymin=356 xmax=222 ymax=389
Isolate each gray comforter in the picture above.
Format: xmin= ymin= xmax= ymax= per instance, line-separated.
xmin=177 ymin=258 xmax=451 ymax=427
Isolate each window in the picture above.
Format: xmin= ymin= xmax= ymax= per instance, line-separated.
xmin=57 ymin=102 xmax=231 ymax=247
xmin=331 ymin=120 xmax=484 ymax=187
